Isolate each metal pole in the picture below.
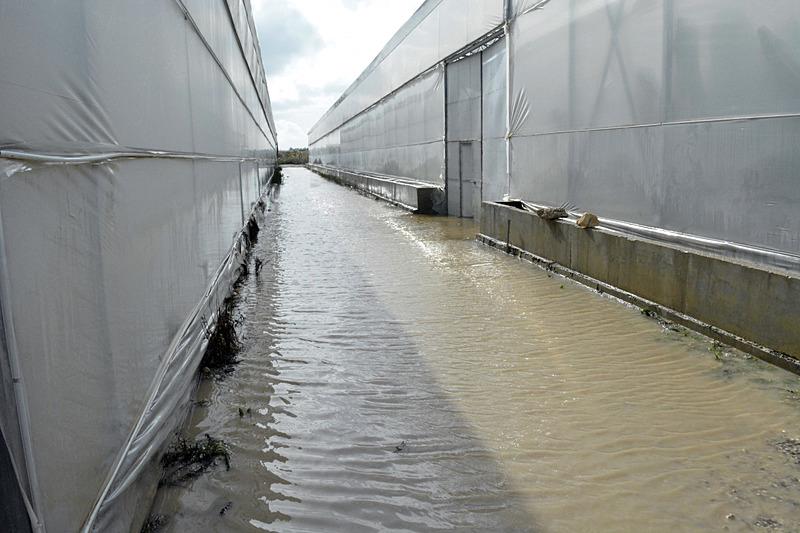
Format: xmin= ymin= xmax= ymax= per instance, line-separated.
xmin=442 ymin=61 xmax=448 ymax=215
xmin=504 ymin=0 xmax=513 ymax=200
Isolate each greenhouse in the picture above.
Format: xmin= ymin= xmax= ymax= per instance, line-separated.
xmin=310 ymin=0 xmax=800 ymax=264
xmin=0 ymin=1 xmax=277 ymax=531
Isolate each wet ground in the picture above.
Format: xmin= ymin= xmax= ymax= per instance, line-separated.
xmin=150 ymin=167 xmax=800 ymax=532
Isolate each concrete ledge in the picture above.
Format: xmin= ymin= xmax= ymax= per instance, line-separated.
xmin=479 ymin=201 xmax=800 ymax=375
xmin=307 ymin=164 xmax=445 ymax=214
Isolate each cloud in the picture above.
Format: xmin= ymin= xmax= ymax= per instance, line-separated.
xmin=275 ymin=119 xmax=308 ymax=150
xmin=253 ymin=3 xmax=321 ymax=76
xmin=251 ymin=0 xmax=422 ymax=147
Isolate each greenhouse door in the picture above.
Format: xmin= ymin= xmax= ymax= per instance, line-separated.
xmin=446 ymin=54 xmax=482 ymax=218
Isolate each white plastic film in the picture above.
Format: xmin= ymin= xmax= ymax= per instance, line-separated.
xmin=508 ymin=0 xmax=800 ymax=257
xmin=0 ymin=1 xmax=276 ymax=531
xmin=312 ymin=67 xmax=446 ymax=186
xmin=446 ymin=55 xmax=483 ymax=217
xmin=308 ymin=0 xmax=504 ymax=145
xmin=481 ymin=39 xmax=508 ymax=203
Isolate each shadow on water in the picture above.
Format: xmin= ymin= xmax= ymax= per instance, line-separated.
xmin=149 ymin=168 xmax=539 ymax=532
xmin=150 ymin=167 xmax=800 ymax=533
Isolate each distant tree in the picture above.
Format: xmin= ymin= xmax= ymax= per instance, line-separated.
xmin=277 ymin=148 xmax=308 ymax=165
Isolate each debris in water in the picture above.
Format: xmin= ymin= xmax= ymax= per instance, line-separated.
xmin=238 ymin=407 xmax=245 ymax=418
xmin=394 ymin=441 xmax=407 ymax=453
xmin=160 ymin=434 xmax=231 ymax=487
xmin=753 ymin=516 xmax=782 ymax=529
xmin=140 ymin=514 xmax=168 ymax=533
xmin=246 ymin=407 xmax=252 ymax=417
xmin=560 ymin=284 xmax=564 ymax=290
xmin=775 ymin=438 xmax=800 ymax=465
xmin=709 ymin=340 xmax=725 ymax=361
xmin=246 ymin=216 xmax=260 ymax=244
xmin=238 ymin=259 xmax=250 ymax=279
xmin=641 ymin=308 xmax=658 ymax=318
xmin=272 ymin=166 xmax=284 ymax=185
xmin=201 ymin=298 xmax=243 ymax=374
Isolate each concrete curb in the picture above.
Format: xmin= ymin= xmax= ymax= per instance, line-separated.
xmin=307 ymin=164 xmax=445 ymax=215
xmin=478 ymin=201 xmax=800 ymax=375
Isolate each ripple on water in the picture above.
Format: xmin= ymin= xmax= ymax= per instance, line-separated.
xmin=150 ymin=168 xmax=800 ymax=533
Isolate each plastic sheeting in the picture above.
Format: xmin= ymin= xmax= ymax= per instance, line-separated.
xmin=312 ymin=67 xmax=445 ymax=185
xmin=308 ymin=0 xmax=504 ymax=146
xmin=0 ymin=1 xmax=276 ymax=532
xmin=446 ymin=55 xmax=482 ymax=217
xmin=311 ymin=0 xmax=800 ymax=267
xmin=481 ymin=40 xmax=508 ymax=207
xmin=507 ymin=0 xmax=800 ymax=258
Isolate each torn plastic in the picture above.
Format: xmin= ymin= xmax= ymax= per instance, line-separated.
xmin=0 ymin=1 xmax=277 ymax=532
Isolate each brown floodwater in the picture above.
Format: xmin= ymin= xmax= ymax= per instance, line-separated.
xmin=150 ymin=167 xmax=800 ymax=532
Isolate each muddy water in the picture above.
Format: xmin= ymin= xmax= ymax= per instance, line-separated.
xmin=151 ymin=167 xmax=800 ymax=532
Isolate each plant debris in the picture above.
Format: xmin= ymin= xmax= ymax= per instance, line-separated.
xmin=201 ymin=298 xmax=243 ymax=373
xmin=159 ymin=434 xmax=230 ymax=487
xmin=534 ymin=203 xmax=569 ymax=221
xmin=219 ymin=501 xmax=233 ymax=516
xmin=140 ymin=514 xmax=168 ymax=533
xmin=246 ymin=216 xmax=259 ymax=244
xmin=709 ymin=340 xmax=725 ymax=361
xmin=641 ymin=307 xmax=658 ymax=319
xmin=272 ymin=166 xmax=284 ymax=185
xmin=775 ymin=438 xmax=800 ymax=465
xmin=753 ymin=516 xmax=782 ymax=529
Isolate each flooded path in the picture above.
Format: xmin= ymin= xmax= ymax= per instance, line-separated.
xmin=152 ymin=167 xmax=800 ymax=532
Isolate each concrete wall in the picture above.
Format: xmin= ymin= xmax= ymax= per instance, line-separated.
xmin=308 ymin=164 xmax=446 ymax=215
xmin=479 ymin=201 xmax=800 ymax=373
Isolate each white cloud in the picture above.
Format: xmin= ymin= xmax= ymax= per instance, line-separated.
xmin=251 ymin=0 xmax=422 ymax=148
xmin=274 ymin=119 xmax=308 ymax=150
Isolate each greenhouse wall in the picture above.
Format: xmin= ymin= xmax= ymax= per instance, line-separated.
xmin=310 ymin=0 xmax=800 ymax=267
xmin=0 ymin=1 xmax=277 ymax=532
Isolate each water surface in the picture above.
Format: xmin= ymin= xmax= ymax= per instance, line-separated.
xmin=152 ymin=167 xmax=800 ymax=532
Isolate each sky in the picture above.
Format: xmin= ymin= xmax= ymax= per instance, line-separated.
xmin=251 ymin=0 xmax=422 ymax=149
